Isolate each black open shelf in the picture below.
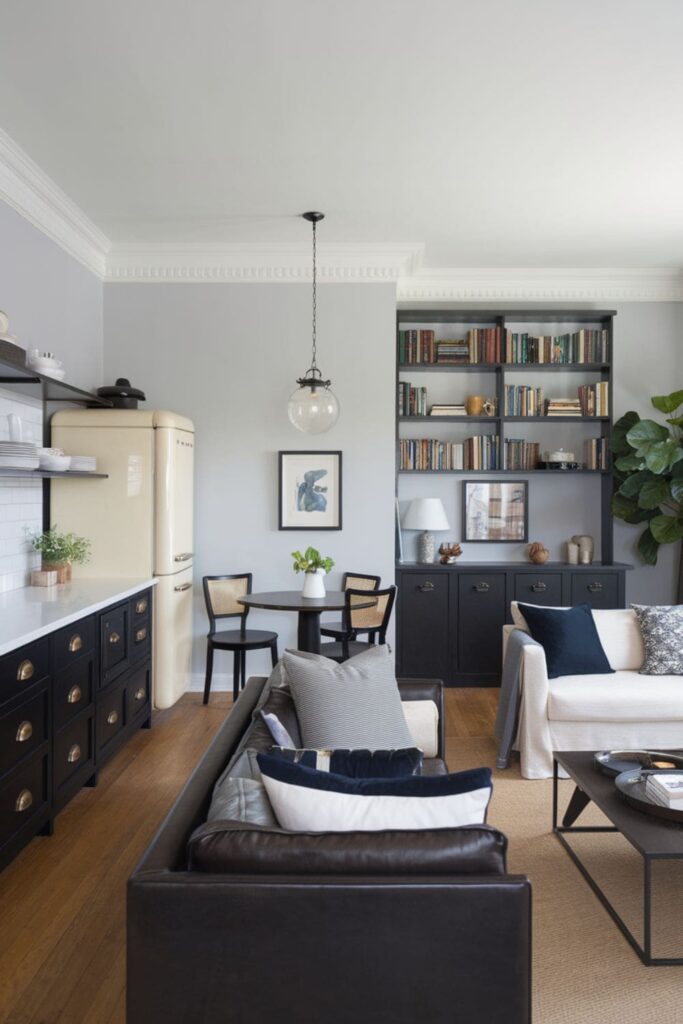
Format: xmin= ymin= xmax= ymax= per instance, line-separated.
xmin=0 ymin=469 xmax=108 ymax=480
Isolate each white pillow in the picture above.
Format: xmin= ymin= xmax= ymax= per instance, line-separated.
xmin=258 ymin=754 xmax=492 ymax=832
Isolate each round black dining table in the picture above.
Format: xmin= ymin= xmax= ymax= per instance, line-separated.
xmin=237 ymin=590 xmax=376 ymax=654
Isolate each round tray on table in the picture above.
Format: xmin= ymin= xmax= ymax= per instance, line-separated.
xmin=614 ymin=769 xmax=683 ymax=825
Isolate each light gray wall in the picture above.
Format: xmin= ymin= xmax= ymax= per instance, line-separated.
xmin=0 ymin=201 xmax=103 ymax=390
xmin=103 ymin=283 xmax=397 ymax=685
xmin=398 ymin=301 xmax=683 ymax=604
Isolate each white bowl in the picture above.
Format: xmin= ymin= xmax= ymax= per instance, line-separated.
xmin=39 ymin=454 xmax=71 ymax=472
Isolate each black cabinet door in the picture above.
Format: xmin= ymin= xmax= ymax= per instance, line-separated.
xmin=397 ymin=573 xmax=449 ymax=681
xmin=570 ymin=572 xmax=619 ymax=610
xmin=99 ymin=604 xmax=129 ymax=687
xmin=456 ymin=573 xmax=506 ymax=677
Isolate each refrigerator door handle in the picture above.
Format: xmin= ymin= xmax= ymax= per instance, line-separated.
xmin=174 ymin=582 xmax=192 ymax=592
xmin=174 ymin=552 xmax=193 ymax=562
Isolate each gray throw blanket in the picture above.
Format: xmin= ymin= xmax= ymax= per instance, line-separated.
xmin=495 ymin=629 xmax=542 ymax=769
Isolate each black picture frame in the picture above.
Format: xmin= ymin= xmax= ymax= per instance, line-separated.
xmin=278 ymin=451 xmax=343 ymax=531
xmin=462 ymin=479 xmax=529 ymax=542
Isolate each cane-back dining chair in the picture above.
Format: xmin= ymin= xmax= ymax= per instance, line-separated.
xmin=320 ymin=585 xmax=396 ymax=663
xmin=320 ymin=572 xmax=382 ymax=643
xmin=202 ymin=574 xmax=278 ymax=704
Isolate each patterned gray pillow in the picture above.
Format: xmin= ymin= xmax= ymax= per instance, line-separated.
xmin=282 ymin=646 xmax=413 ymax=750
xmin=631 ymin=604 xmax=683 ymax=675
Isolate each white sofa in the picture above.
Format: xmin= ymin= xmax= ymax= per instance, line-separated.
xmin=504 ymin=604 xmax=683 ymax=779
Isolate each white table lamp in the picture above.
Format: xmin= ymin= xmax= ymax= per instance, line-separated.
xmin=402 ymin=498 xmax=450 ymax=563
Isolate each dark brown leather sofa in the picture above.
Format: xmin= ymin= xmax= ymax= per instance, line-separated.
xmin=128 ymin=677 xmax=531 ymax=1024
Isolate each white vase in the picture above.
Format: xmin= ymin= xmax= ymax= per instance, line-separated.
xmin=302 ymin=569 xmax=326 ymax=599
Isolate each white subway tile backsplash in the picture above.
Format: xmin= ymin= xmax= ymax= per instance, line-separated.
xmin=0 ymin=388 xmax=43 ymax=592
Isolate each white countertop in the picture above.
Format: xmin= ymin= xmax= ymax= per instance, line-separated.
xmin=0 ymin=578 xmax=157 ymax=657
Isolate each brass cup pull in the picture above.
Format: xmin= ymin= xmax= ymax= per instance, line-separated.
xmin=531 ymin=582 xmax=547 ymax=593
xmin=135 ymin=627 xmax=147 ymax=643
xmin=134 ymin=687 xmax=146 ymax=701
xmin=474 ymin=582 xmax=491 ymax=593
xmin=15 ymin=789 xmax=33 ymax=813
xmin=16 ymin=721 xmax=33 ymax=743
xmin=135 ymin=598 xmax=148 ymax=614
xmin=68 ymin=634 xmax=82 ymax=653
xmin=17 ymin=659 xmax=34 ymax=682
xmin=588 ymin=582 xmax=604 ymax=593
xmin=109 ymin=632 xmax=121 ymax=645
xmin=107 ymin=710 xmax=119 ymax=725
xmin=418 ymin=582 xmax=434 ymax=592
xmin=67 ymin=685 xmax=82 ymax=705
xmin=67 ymin=744 xmax=81 ymax=764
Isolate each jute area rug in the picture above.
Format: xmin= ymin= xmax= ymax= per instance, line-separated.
xmin=446 ymin=737 xmax=683 ymax=1024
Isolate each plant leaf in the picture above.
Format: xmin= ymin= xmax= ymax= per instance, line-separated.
xmin=611 ymin=410 xmax=640 ymax=455
xmin=643 ymin=438 xmax=683 ymax=475
xmin=670 ymin=478 xmax=683 ymax=504
xmin=651 ymin=389 xmax=683 ymax=414
xmin=614 ymin=453 xmax=644 ymax=472
xmin=612 ymin=492 xmax=653 ymax=524
xmin=650 ymin=514 xmax=683 ymax=545
xmin=617 ymin=469 xmax=652 ymax=497
xmin=627 ymin=419 xmax=670 ymax=449
xmin=637 ymin=527 xmax=660 ymax=565
xmin=666 ymin=416 xmax=683 ymax=428
xmin=638 ymin=477 xmax=671 ymax=510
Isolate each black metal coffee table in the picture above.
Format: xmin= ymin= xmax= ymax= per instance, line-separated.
xmin=553 ymin=750 xmax=683 ymax=966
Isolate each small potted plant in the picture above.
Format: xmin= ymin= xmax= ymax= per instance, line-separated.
xmin=30 ymin=526 xmax=91 ymax=584
xmin=292 ymin=546 xmax=335 ymax=599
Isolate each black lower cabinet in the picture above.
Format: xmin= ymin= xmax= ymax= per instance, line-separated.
xmin=396 ymin=563 xmax=630 ymax=686
xmin=0 ymin=587 xmax=153 ymax=871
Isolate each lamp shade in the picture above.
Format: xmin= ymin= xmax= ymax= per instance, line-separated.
xmin=402 ymin=498 xmax=450 ymax=532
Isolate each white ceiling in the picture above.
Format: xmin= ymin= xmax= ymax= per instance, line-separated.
xmin=0 ymin=0 xmax=682 ymax=268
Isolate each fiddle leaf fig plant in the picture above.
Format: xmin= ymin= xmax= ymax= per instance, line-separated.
xmin=611 ymin=389 xmax=683 ymax=599
xmin=291 ymin=546 xmax=335 ymax=575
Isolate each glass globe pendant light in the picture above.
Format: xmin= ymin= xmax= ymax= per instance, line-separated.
xmin=287 ymin=211 xmax=340 ymax=434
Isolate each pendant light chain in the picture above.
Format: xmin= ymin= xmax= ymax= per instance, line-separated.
xmin=311 ymin=219 xmax=318 ymax=375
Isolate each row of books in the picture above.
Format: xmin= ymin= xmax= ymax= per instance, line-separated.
xmin=398 ymin=327 xmax=609 ymax=365
xmin=397 ymin=383 xmax=428 ymax=417
xmin=504 ymin=386 xmax=544 ymax=417
xmin=505 ymin=329 xmax=609 ymax=365
xmin=429 ymin=404 xmax=466 ymax=416
xmin=584 ymin=438 xmax=609 ymax=471
xmin=398 ymin=328 xmax=502 ymax=364
xmin=578 ymin=382 xmax=610 ymax=416
xmin=399 ymin=436 xmax=499 ymax=471
xmin=546 ymin=398 xmax=582 ymax=417
xmin=645 ymin=772 xmax=683 ymax=810
xmin=503 ymin=440 xmax=540 ymax=470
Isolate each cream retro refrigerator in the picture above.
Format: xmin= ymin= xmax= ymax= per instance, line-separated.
xmin=50 ymin=409 xmax=194 ymax=709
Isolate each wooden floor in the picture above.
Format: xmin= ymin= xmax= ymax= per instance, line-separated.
xmin=0 ymin=687 xmax=499 ymax=1024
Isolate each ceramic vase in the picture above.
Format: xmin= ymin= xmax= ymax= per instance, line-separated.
xmin=302 ymin=569 xmax=326 ymax=599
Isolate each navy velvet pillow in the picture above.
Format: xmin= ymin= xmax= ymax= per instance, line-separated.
xmin=268 ymin=747 xmax=423 ymax=778
xmin=518 ymin=602 xmax=614 ymax=679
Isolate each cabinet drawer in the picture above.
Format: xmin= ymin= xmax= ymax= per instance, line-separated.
xmin=100 ymin=604 xmax=129 ymax=686
xmin=0 ymin=639 xmax=49 ymax=706
xmin=457 ymin=574 xmax=506 ymax=675
xmin=54 ymin=712 xmax=94 ymax=793
xmin=129 ymin=619 xmax=151 ymax=665
xmin=0 ymin=689 xmax=49 ymax=777
xmin=571 ymin=573 xmax=619 ymax=610
xmin=53 ymin=615 xmax=95 ymax=673
xmin=131 ymin=590 xmax=152 ymax=623
xmin=0 ymin=752 xmax=48 ymax=849
xmin=126 ymin=665 xmax=151 ymax=722
xmin=54 ymin=658 xmax=94 ymax=731
xmin=514 ymin=573 xmax=563 ymax=607
xmin=96 ymin=681 xmax=126 ymax=755
xmin=397 ymin=574 xmax=449 ymax=681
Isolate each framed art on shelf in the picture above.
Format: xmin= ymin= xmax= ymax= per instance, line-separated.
xmin=278 ymin=451 xmax=343 ymax=530
xmin=463 ymin=479 xmax=528 ymax=542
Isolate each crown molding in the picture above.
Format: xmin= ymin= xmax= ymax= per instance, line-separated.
xmin=0 ymin=128 xmax=109 ymax=278
xmin=397 ymin=267 xmax=683 ymax=303
xmin=104 ymin=242 xmax=425 ymax=283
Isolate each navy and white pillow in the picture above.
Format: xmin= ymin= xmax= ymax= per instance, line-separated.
xmin=269 ymin=747 xmax=423 ymax=778
xmin=257 ymin=753 xmax=492 ymax=832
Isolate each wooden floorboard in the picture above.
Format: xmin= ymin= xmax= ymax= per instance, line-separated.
xmin=0 ymin=687 xmax=498 ymax=1023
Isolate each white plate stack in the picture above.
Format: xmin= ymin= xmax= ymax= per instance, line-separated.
xmin=0 ymin=441 xmax=39 ymax=470
xmin=70 ymin=455 xmax=97 ymax=472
